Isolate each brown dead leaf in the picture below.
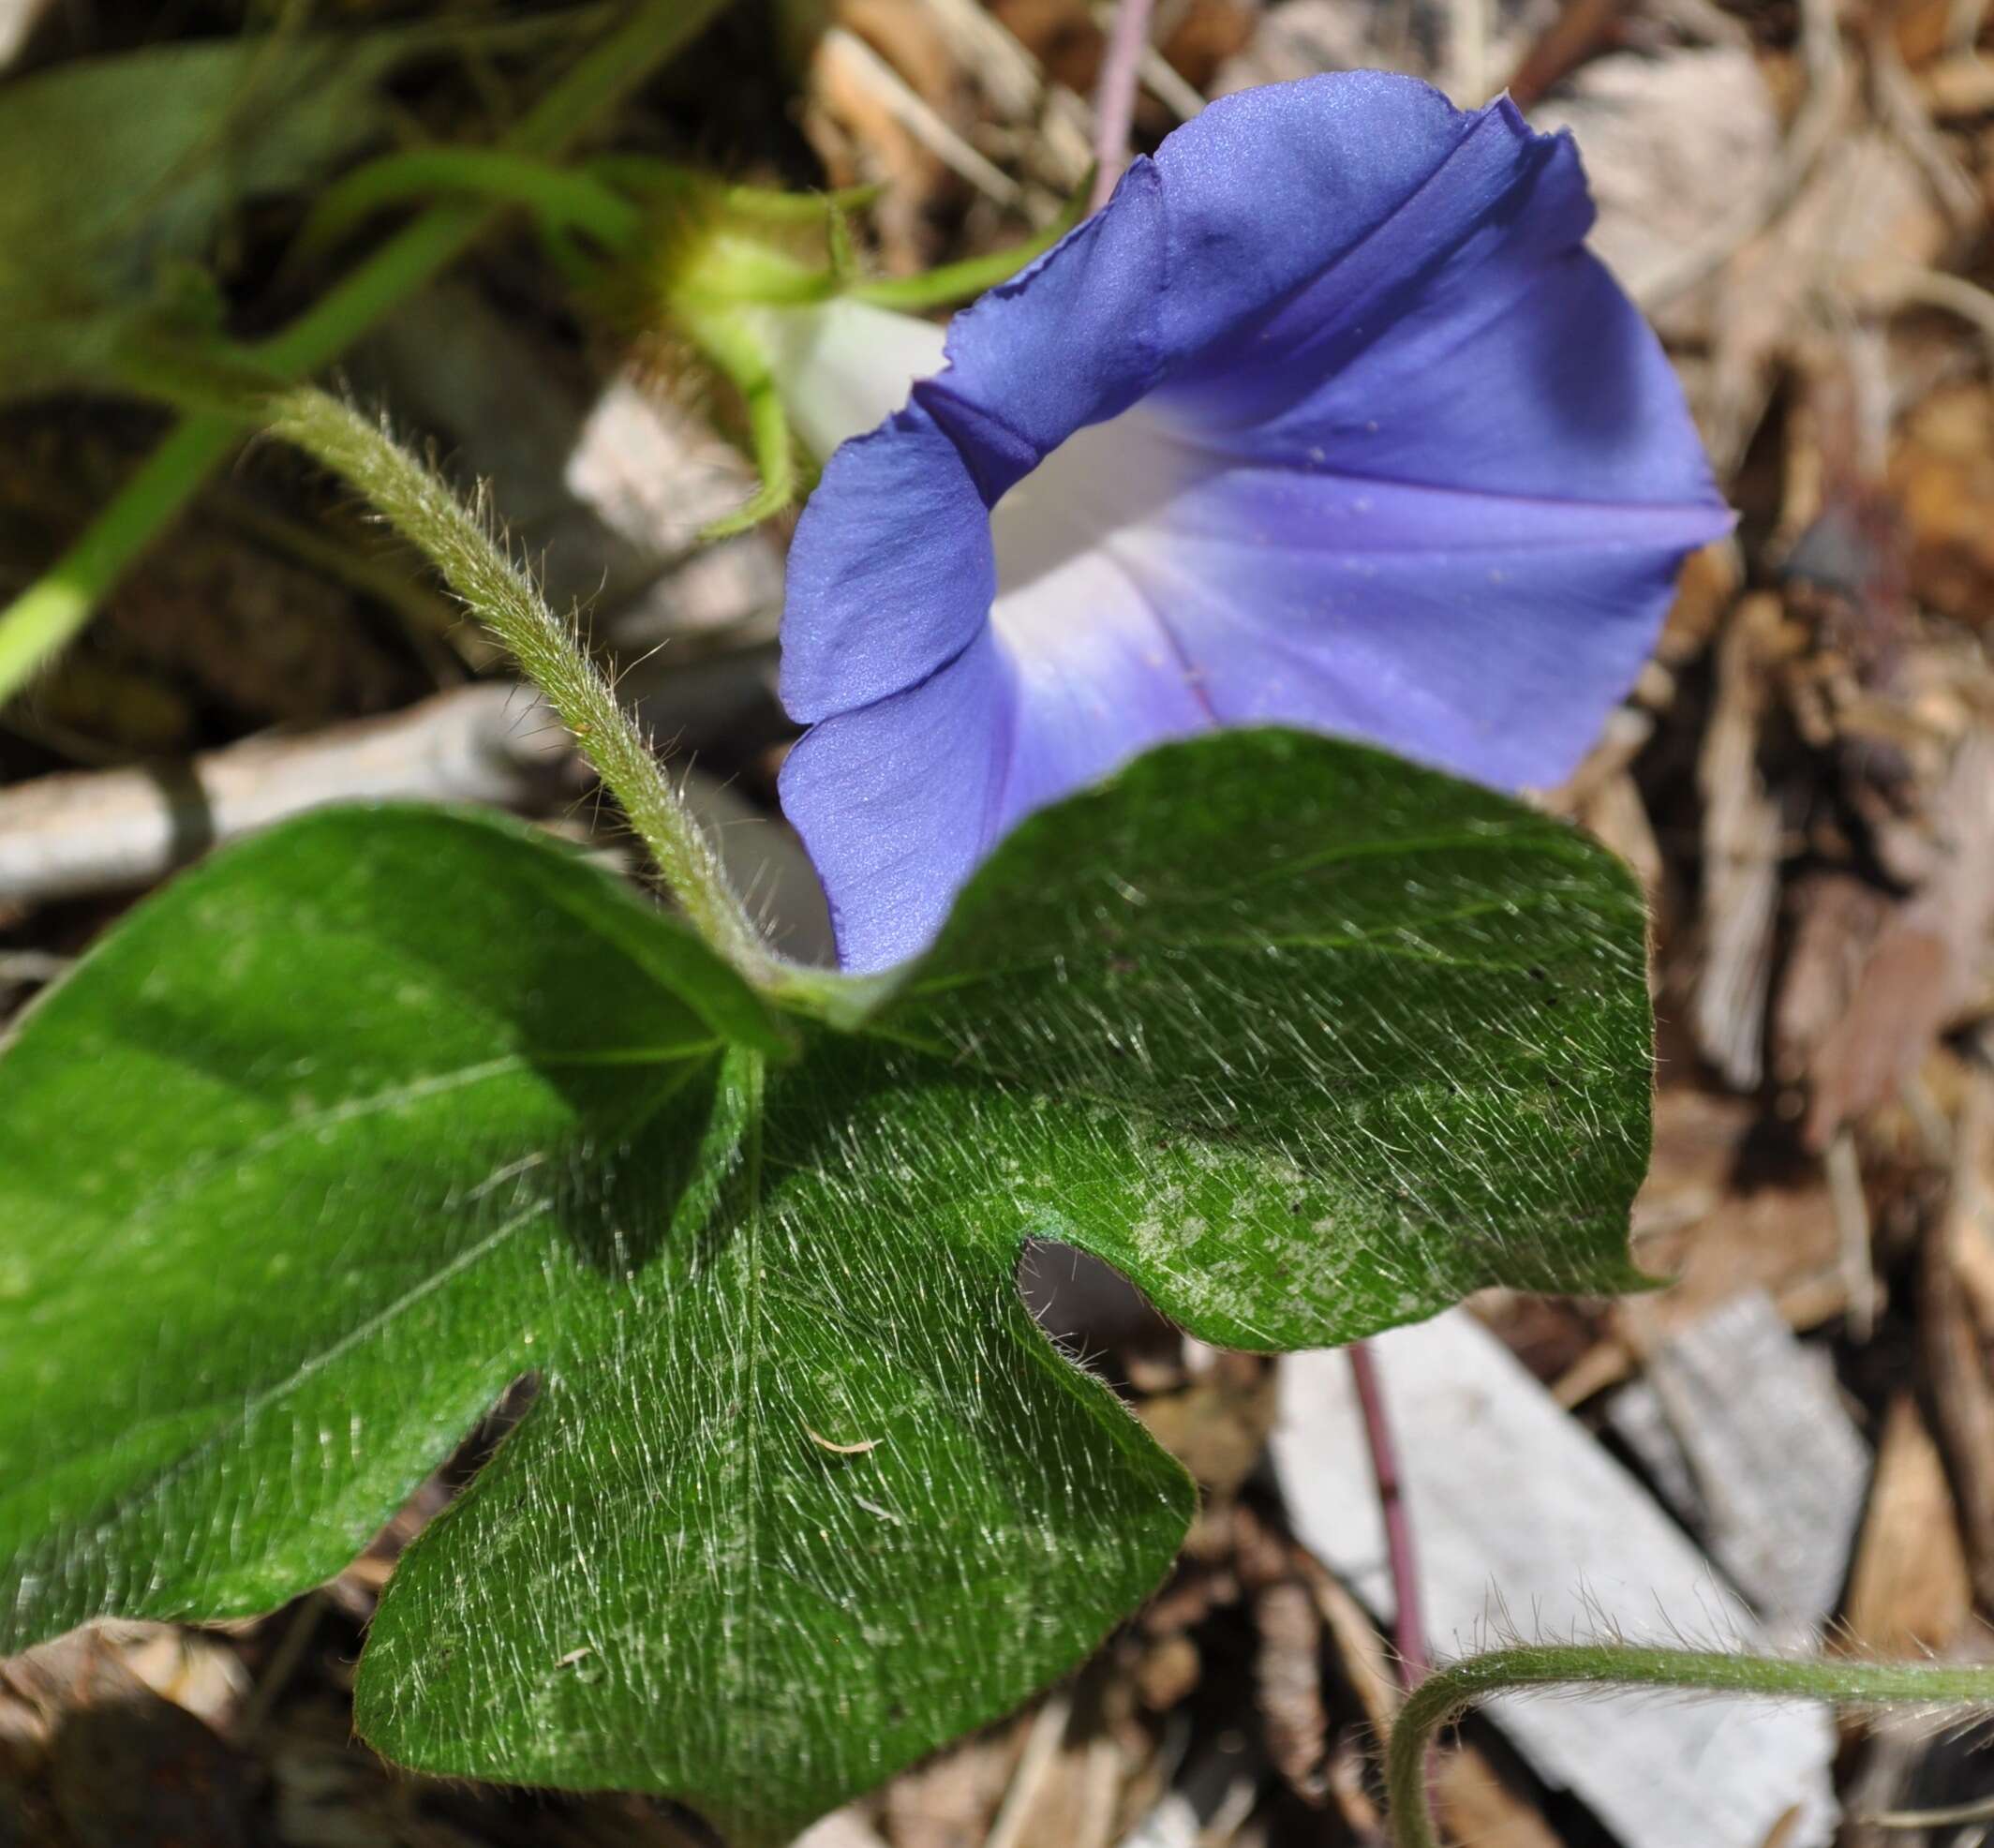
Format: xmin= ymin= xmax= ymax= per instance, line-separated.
xmin=1250 ymin=1577 xmax=1329 ymax=1805
xmin=1807 ymin=928 xmax=1957 ymax=1144
xmin=1708 ymin=132 xmax=1947 ymax=471
xmin=1575 ymin=768 xmax=1668 ymax=916
xmin=979 ymin=1691 xmax=1121 ymax=1848
xmin=990 ymin=0 xmax=1098 ymax=94
xmin=1159 ymin=2 xmax=1257 ymax=91
xmin=1130 ymin=1633 xmax=1200 ymax=1713
xmin=1808 ymin=730 xmax=1994 ymax=1147
xmin=882 ymin=1714 xmax=1027 ymax=1848
xmin=1232 ymin=1506 xmax=1330 ymax=1806
xmin=1437 ymin=1750 xmax=1567 ymax=1848
xmin=1555 ymin=1087 xmax=1850 ymax=1402
xmin=1774 ymin=872 xmax=1893 ymax=1088
xmin=1136 ymin=1351 xmax=1276 ymax=1497
xmin=1534 ymin=49 xmax=1778 ymax=345
xmin=1 ymin=1633 xmax=260 ymax=1848
xmin=1922 ymin=55 xmax=1994 ymax=116
xmin=806 ymin=3 xmax=971 ymax=267
xmin=1892 ymin=0 xmax=1960 ymax=72
xmin=1890 ymin=381 xmax=1994 ymax=628
xmin=1920 ymin=1072 xmax=1994 ymax=1609
xmin=1213 ymin=0 xmax=1560 ymax=103
xmin=1634 ymin=1090 xmax=1848 ymax=1309
xmin=1843 ymin=1393 xmax=1973 ymax=1654
xmin=1659 ymin=542 xmax=1745 ymax=668
xmin=1694 ymin=593 xmax=1791 ymax=1090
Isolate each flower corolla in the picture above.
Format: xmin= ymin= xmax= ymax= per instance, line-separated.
xmin=775 ymin=73 xmax=1732 ymax=972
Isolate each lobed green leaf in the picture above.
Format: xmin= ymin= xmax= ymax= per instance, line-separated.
xmin=0 ymin=730 xmax=1652 ymax=1842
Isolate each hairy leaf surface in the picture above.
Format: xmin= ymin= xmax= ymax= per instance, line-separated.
xmin=0 ymin=731 xmax=1652 ymax=1842
xmin=881 ymin=728 xmax=1655 ymax=1347
xmin=0 ymin=807 xmax=775 ymax=1634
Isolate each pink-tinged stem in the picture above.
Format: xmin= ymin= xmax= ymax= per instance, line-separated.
xmin=1091 ymin=0 xmax=1156 ymax=209
xmin=1348 ymin=1339 xmax=1430 ymax=1687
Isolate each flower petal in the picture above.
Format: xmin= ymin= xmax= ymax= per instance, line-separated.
xmin=913 ymin=159 xmax=1168 ymax=500
xmin=1121 ymin=462 xmax=1717 ymax=787
xmin=1148 ymin=73 xmax=1504 ymax=368
xmin=990 ymin=545 xmax=1212 ymax=828
xmin=912 ymin=72 xmax=1511 ymax=484
xmin=756 ymin=297 xmax=950 ymax=462
xmin=778 ymin=632 xmax=1012 ymax=974
xmin=1115 ymin=74 xmax=1730 ymax=787
xmin=786 ymin=549 xmax=1214 ymax=973
xmin=1151 ymin=90 xmax=1723 ymax=512
xmin=779 ymin=402 xmax=994 ymax=723
xmin=776 ymin=72 xmax=1734 ymax=970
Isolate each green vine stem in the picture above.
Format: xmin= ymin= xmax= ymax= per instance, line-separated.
xmin=267 ymin=384 xmax=777 ymax=990
xmin=1386 ymin=1645 xmax=1994 ymax=1848
xmin=849 ymin=172 xmax=1092 ymax=312
xmin=676 ymin=300 xmax=799 ymax=537
xmin=589 ymin=155 xmax=883 ymax=224
xmin=295 ymin=149 xmax=647 ymax=261
xmin=0 ymin=0 xmax=731 ymax=707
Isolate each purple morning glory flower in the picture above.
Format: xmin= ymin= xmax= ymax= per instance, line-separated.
xmin=777 ymin=72 xmax=1732 ymax=973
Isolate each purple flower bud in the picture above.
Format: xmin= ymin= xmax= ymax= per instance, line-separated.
xmin=778 ymin=73 xmax=1733 ymax=972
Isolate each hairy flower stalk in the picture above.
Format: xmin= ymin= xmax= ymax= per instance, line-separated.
xmin=768 ymin=74 xmax=1734 ymax=971
xmin=1385 ymin=1646 xmax=1994 ymax=1848
xmin=269 ymin=387 xmax=777 ymax=990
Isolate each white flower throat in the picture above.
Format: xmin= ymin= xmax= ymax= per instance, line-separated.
xmin=760 ymin=298 xmax=1196 ymax=664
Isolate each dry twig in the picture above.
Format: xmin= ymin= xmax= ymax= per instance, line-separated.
xmin=0 ymin=646 xmax=779 ymax=909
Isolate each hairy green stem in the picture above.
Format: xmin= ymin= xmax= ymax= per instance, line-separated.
xmin=267 ymin=386 xmax=773 ymax=983
xmin=269 ymin=386 xmax=773 ymax=983
xmin=1386 ymin=1646 xmax=1994 ymax=1848
xmin=0 ymin=0 xmax=730 ymax=707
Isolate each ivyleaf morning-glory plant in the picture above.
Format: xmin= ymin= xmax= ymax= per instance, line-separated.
xmin=13 ymin=65 xmax=1938 ymax=1848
